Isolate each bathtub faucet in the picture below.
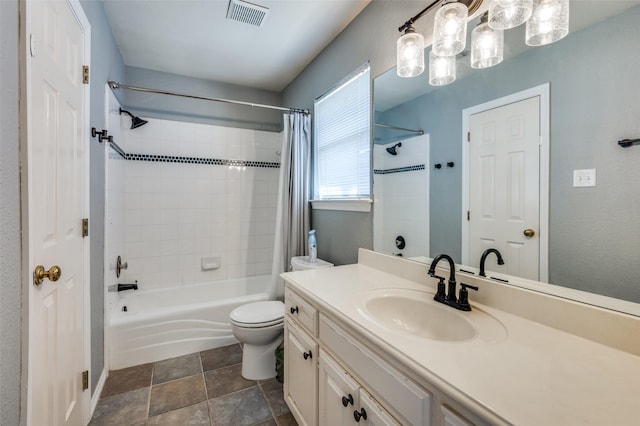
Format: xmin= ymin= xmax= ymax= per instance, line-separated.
xmin=117 ymin=281 xmax=138 ymax=292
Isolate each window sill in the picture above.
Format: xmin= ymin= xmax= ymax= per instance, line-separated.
xmin=310 ymin=199 xmax=372 ymax=213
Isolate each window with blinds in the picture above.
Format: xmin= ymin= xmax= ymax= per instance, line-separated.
xmin=314 ymin=64 xmax=371 ymax=201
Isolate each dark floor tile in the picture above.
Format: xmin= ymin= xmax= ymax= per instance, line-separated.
xmin=153 ymin=353 xmax=202 ymax=385
xmin=149 ymin=374 xmax=207 ymax=417
xmin=205 ymin=363 xmax=256 ymax=399
xmin=260 ymin=379 xmax=289 ymax=417
xmin=89 ymin=387 xmax=149 ymax=426
xmin=201 ymin=344 xmax=242 ymax=372
xmin=100 ymin=363 xmax=153 ymax=398
xmin=147 ymin=401 xmax=211 ymax=425
xmin=275 ymin=412 xmax=298 ymax=426
xmin=252 ymin=419 xmax=277 ymax=426
xmin=209 ymin=386 xmax=271 ymax=426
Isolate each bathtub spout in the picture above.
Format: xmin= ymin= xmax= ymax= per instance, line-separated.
xmin=117 ymin=281 xmax=138 ymax=292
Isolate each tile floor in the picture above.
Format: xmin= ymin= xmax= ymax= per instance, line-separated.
xmin=90 ymin=343 xmax=297 ymax=426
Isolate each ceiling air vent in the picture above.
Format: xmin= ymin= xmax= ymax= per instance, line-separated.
xmin=226 ymin=0 xmax=269 ymax=27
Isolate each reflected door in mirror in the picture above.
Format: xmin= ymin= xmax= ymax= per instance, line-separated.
xmin=468 ymin=96 xmax=540 ymax=280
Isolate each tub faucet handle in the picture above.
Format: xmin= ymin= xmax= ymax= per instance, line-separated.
xmin=116 ymin=255 xmax=128 ymax=278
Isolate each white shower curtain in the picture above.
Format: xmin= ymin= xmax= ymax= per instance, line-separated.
xmin=269 ymin=112 xmax=311 ymax=299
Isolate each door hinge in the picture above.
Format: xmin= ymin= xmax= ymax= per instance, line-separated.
xmin=467 ymin=210 xmax=470 ymax=221
xmin=82 ymin=65 xmax=89 ymax=84
xmin=82 ymin=218 xmax=89 ymax=237
xmin=467 ymin=132 xmax=471 ymax=142
xmin=82 ymin=370 xmax=89 ymax=391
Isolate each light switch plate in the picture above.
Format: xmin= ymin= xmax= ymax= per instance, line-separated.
xmin=573 ymin=169 xmax=596 ymax=187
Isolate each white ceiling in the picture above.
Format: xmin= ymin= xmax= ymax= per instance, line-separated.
xmin=102 ymin=0 xmax=371 ymax=92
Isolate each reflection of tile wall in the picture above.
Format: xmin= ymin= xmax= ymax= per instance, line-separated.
xmin=108 ymin=117 xmax=281 ymax=290
xmin=373 ymin=135 xmax=430 ymax=258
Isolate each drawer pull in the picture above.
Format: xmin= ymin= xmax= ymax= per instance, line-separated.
xmin=303 ymin=350 xmax=313 ymax=360
xmin=353 ymin=408 xmax=367 ymax=422
xmin=290 ymin=306 xmax=299 ymax=314
xmin=342 ymin=394 xmax=354 ymax=407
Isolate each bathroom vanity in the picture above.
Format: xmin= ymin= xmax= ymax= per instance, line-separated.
xmin=282 ymin=249 xmax=640 ymax=426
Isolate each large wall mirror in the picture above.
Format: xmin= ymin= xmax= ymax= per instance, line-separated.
xmin=373 ymin=1 xmax=640 ymax=307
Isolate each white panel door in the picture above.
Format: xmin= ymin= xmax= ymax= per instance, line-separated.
xmin=27 ymin=0 xmax=88 ymax=424
xmin=468 ymin=96 xmax=540 ymax=280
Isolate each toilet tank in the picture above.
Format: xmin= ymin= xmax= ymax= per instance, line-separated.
xmin=291 ymin=256 xmax=334 ymax=271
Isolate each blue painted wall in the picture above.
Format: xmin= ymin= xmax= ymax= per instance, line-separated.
xmin=0 ymin=1 xmax=22 ymax=423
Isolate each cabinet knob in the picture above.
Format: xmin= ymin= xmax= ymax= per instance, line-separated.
xmin=303 ymin=351 xmax=312 ymax=360
xmin=353 ymin=408 xmax=367 ymax=422
xmin=341 ymin=394 xmax=354 ymax=407
xmin=290 ymin=306 xmax=299 ymax=314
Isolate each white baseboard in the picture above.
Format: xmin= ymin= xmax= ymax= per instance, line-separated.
xmin=90 ymin=368 xmax=108 ymax=417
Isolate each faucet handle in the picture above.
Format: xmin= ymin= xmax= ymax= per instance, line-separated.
xmin=458 ymin=283 xmax=479 ymax=311
xmin=432 ymin=275 xmax=446 ymax=301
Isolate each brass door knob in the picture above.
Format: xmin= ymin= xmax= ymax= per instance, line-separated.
xmin=33 ymin=265 xmax=62 ymax=285
xmin=523 ymin=229 xmax=535 ymax=238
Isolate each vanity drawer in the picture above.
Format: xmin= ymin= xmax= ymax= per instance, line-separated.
xmin=285 ymin=287 xmax=318 ymax=336
xmin=319 ymin=314 xmax=432 ymax=426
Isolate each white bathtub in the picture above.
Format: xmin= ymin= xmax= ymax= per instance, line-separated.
xmin=109 ymin=275 xmax=271 ymax=369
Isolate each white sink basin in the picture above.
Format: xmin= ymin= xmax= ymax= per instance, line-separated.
xmin=358 ymin=288 xmax=507 ymax=343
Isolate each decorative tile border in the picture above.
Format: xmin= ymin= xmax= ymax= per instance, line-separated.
xmin=108 ymin=142 xmax=279 ymax=168
xmin=373 ymin=164 xmax=425 ymax=175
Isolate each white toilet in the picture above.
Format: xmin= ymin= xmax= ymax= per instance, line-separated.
xmin=230 ymin=300 xmax=285 ymax=380
xmin=230 ymin=256 xmax=333 ymax=380
xmin=291 ymin=255 xmax=334 ymax=271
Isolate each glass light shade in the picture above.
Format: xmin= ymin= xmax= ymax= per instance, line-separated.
xmin=432 ymin=2 xmax=468 ymax=57
xmin=471 ymin=21 xmax=504 ymax=69
xmin=488 ymin=0 xmax=533 ymax=30
xmin=397 ymin=31 xmax=425 ymax=78
xmin=526 ymin=0 xmax=569 ymax=46
xmin=429 ymin=51 xmax=456 ymax=86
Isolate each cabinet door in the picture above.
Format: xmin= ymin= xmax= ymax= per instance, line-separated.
xmin=284 ymin=319 xmax=318 ymax=426
xmin=358 ymin=389 xmax=401 ymax=426
xmin=442 ymin=406 xmax=474 ymax=426
xmin=319 ymin=350 xmax=360 ymax=425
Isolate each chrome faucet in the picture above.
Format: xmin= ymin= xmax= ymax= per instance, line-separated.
xmin=479 ymin=248 xmax=505 ymax=277
xmin=428 ymin=254 xmax=478 ymax=311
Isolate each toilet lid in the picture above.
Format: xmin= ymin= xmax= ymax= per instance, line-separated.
xmin=230 ymin=301 xmax=284 ymax=325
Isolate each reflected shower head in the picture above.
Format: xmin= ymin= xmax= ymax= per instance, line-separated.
xmin=119 ymin=108 xmax=148 ymax=129
xmin=386 ymin=142 xmax=402 ymax=156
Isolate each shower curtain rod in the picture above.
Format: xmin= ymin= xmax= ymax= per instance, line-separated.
xmin=108 ymin=81 xmax=309 ymax=115
xmin=375 ymin=122 xmax=424 ymax=135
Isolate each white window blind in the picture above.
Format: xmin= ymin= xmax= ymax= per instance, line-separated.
xmin=314 ymin=64 xmax=371 ymax=201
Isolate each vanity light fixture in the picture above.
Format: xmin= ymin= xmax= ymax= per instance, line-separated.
xmin=396 ymin=0 xmax=568 ymax=86
xmin=432 ymin=1 xmax=469 ymax=57
xmin=429 ymin=50 xmax=456 ymax=86
xmin=526 ymin=0 xmax=569 ymax=46
xmin=397 ymin=25 xmax=425 ymax=78
xmin=488 ymin=0 xmax=533 ymax=30
xmin=471 ymin=12 xmax=504 ymax=69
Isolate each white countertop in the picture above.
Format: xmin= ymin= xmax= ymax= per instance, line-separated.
xmin=282 ymin=262 xmax=640 ymax=425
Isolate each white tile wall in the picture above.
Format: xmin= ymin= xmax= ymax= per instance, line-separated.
xmin=373 ymin=134 xmax=430 ymax=258
xmin=107 ymin=116 xmax=282 ymax=291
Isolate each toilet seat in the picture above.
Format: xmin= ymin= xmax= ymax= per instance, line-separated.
xmin=230 ymin=301 xmax=284 ymax=328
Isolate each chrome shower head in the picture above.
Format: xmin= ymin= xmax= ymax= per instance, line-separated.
xmin=386 ymin=142 xmax=402 ymax=156
xmin=119 ymin=108 xmax=148 ymax=129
